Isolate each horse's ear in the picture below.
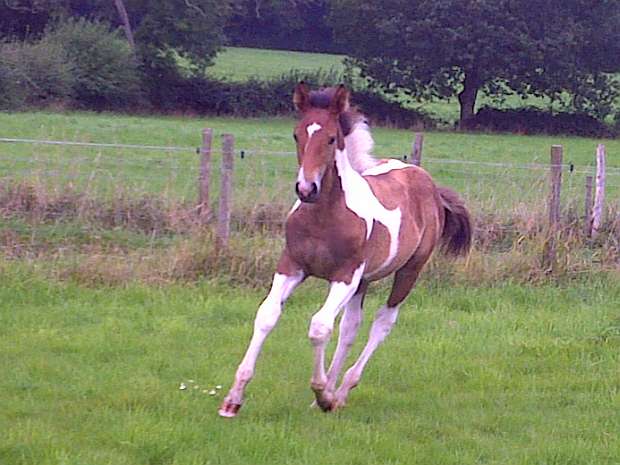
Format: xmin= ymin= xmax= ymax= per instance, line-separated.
xmin=293 ymin=82 xmax=311 ymax=112
xmin=330 ymin=84 xmax=350 ymax=115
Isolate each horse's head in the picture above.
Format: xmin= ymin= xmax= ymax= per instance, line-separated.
xmin=292 ymin=82 xmax=350 ymax=203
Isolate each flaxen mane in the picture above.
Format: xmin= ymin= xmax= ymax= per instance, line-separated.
xmin=309 ymin=88 xmax=378 ymax=173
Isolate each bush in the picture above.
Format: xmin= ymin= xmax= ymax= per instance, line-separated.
xmin=43 ymin=18 xmax=143 ymax=110
xmin=146 ymin=67 xmax=434 ymax=127
xmin=146 ymin=68 xmax=342 ymax=115
xmin=351 ymin=91 xmax=435 ymax=129
xmin=0 ymin=39 xmax=75 ymax=109
xmin=469 ymin=106 xmax=612 ymax=138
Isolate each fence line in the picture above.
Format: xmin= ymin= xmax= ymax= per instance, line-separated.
xmin=4 ymin=136 xmax=620 ymax=176
xmin=1 ymin=132 xmax=617 ymax=266
xmin=0 ymin=137 xmax=195 ymax=153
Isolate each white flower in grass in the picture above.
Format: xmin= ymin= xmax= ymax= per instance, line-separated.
xmin=215 ymin=385 xmax=222 ymax=390
xmin=179 ymin=383 xmax=187 ymax=390
xmin=208 ymin=389 xmax=217 ymax=396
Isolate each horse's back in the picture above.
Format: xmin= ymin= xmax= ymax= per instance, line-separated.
xmin=361 ymin=161 xmax=444 ymax=280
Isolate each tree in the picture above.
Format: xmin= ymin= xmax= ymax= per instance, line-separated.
xmin=330 ymin=0 xmax=620 ymax=126
xmin=0 ymin=0 xmax=69 ymax=38
xmin=125 ymin=0 xmax=229 ymax=74
xmin=226 ymin=0 xmax=338 ymax=52
xmin=112 ymin=0 xmax=135 ymax=51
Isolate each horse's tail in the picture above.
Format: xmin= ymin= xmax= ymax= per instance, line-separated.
xmin=437 ymin=186 xmax=472 ymax=257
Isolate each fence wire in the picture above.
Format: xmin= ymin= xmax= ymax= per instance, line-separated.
xmin=0 ymin=137 xmax=618 ymax=235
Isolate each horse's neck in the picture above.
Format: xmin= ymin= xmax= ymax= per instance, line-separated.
xmin=318 ymin=148 xmax=366 ymax=209
xmin=316 ymin=161 xmax=345 ymax=209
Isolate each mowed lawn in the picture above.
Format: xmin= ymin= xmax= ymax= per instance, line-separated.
xmin=0 ymin=265 xmax=618 ymax=465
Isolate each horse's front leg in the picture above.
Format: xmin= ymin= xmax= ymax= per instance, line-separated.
xmin=309 ymin=263 xmax=365 ymax=412
xmin=219 ymin=264 xmax=304 ymax=418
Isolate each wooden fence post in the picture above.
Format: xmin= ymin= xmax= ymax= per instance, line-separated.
xmin=543 ymin=145 xmax=563 ymax=271
xmin=411 ymin=132 xmax=424 ymax=166
xmin=217 ymin=134 xmax=234 ymax=248
xmin=584 ymin=175 xmax=593 ymax=237
xmin=591 ymin=144 xmax=606 ymax=239
xmin=198 ymin=128 xmax=213 ymax=223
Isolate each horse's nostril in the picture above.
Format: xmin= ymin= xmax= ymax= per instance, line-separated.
xmin=296 ymin=181 xmax=319 ymax=202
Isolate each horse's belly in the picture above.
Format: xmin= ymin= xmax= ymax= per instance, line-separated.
xmin=363 ymin=217 xmax=422 ymax=281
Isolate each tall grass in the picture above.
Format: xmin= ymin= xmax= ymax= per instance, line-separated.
xmin=1 ymin=112 xmax=618 ymax=287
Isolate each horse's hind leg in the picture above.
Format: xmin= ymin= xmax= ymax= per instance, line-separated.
xmin=334 ymin=249 xmax=431 ymax=409
xmin=219 ymin=254 xmax=304 ymax=418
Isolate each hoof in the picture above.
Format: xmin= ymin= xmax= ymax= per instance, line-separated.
xmin=313 ymin=394 xmax=336 ymax=412
xmin=218 ymin=400 xmax=242 ymax=418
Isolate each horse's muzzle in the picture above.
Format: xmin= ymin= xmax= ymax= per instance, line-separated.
xmin=295 ymin=181 xmax=319 ymax=203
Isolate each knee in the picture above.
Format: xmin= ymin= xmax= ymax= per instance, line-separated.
xmin=235 ymin=368 xmax=253 ymax=384
xmin=308 ymin=318 xmax=332 ymax=345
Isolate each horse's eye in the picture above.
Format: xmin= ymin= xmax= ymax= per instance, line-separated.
xmin=328 ymin=137 xmax=336 ymax=145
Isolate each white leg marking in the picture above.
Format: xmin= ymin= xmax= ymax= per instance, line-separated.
xmin=219 ymin=271 xmax=304 ymax=417
xmin=335 ymin=304 xmax=400 ymax=407
xmin=309 ymin=263 xmax=365 ymax=403
xmin=325 ymin=291 xmax=364 ymax=393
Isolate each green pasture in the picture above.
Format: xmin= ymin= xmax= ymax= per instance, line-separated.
xmin=209 ymin=47 xmax=346 ymax=82
xmin=1 ymin=264 xmax=618 ymax=465
xmin=1 ymin=111 xmax=618 ymax=216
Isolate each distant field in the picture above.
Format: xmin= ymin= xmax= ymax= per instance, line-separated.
xmin=209 ymin=46 xmax=346 ymax=82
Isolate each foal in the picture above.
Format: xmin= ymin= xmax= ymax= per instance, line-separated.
xmin=219 ymin=83 xmax=472 ymax=417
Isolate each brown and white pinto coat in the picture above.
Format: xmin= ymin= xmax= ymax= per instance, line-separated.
xmin=219 ymin=84 xmax=472 ymax=417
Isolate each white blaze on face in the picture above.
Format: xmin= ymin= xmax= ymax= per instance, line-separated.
xmin=306 ymin=122 xmax=322 ymax=138
xmin=296 ymin=122 xmax=324 ymax=194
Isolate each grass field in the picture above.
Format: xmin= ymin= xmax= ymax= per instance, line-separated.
xmin=1 ymin=91 xmax=620 ymax=463
xmin=1 ymin=111 xmax=619 ymax=210
xmin=209 ymin=47 xmax=346 ymax=82
xmin=1 ymin=43 xmax=619 ymax=465
xmin=1 ymin=263 xmax=619 ymax=465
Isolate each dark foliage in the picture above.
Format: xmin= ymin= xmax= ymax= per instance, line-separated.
xmin=330 ymin=0 xmax=620 ymax=126
xmin=146 ymin=69 xmax=433 ymax=128
xmin=468 ymin=106 xmax=613 ymax=138
xmin=43 ymin=18 xmax=143 ymax=110
xmin=226 ymin=0 xmax=340 ymax=53
xmin=351 ymin=91 xmax=435 ymax=129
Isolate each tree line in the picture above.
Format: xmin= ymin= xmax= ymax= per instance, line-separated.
xmin=1 ymin=0 xmax=619 ymax=127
